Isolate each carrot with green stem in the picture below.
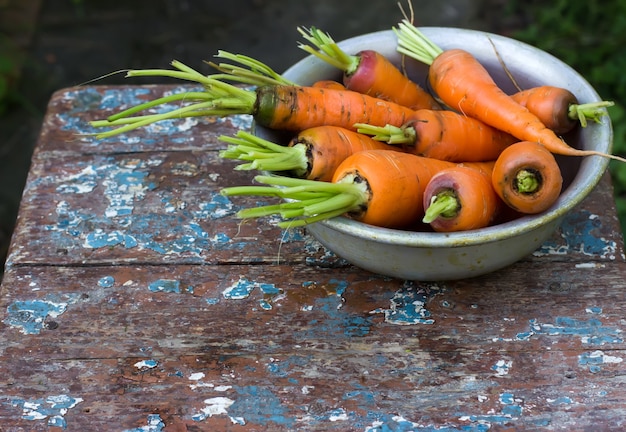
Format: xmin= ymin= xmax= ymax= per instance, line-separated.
xmin=491 ymin=141 xmax=563 ymax=214
xmin=510 ymin=85 xmax=614 ymax=134
xmin=297 ymin=26 xmax=440 ymax=110
xmin=219 ymin=127 xmax=400 ymax=182
xmin=88 ymin=60 xmax=417 ymax=139
xmin=221 ymin=150 xmax=477 ymax=229
xmin=393 ymin=20 xmax=625 ymax=163
xmin=355 ymin=108 xmax=517 ymax=162
xmin=422 ymin=163 xmax=503 ymax=232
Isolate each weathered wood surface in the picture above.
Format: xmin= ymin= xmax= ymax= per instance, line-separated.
xmin=1 ymin=85 xmax=626 ymax=431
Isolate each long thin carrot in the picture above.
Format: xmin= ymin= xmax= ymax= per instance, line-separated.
xmin=422 ymin=163 xmax=502 ymax=232
xmin=219 ymin=127 xmax=400 ymax=182
xmin=221 ymin=150 xmax=464 ymax=229
xmin=510 ymin=85 xmax=614 ymax=134
xmin=355 ymin=109 xmax=517 ymax=162
xmin=88 ymin=60 xmax=418 ymax=139
xmin=394 ymin=20 xmax=625 ymax=163
xmin=297 ymin=26 xmax=440 ymax=110
xmin=491 ymin=141 xmax=563 ymax=214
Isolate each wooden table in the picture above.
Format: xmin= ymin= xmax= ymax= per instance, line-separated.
xmin=1 ymin=84 xmax=626 ymax=431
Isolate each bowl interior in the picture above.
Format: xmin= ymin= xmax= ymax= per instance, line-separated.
xmin=254 ymin=27 xmax=612 ymax=248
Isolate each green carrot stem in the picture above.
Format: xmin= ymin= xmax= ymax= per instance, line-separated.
xmin=422 ymin=191 xmax=460 ymax=223
xmin=221 ymin=174 xmax=368 ymax=227
xmin=106 ymin=91 xmax=212 ymax=122
xmin=354 ymin=122 xmax=416 ymax=145
xmin=516 ymin=169 xmax=541 ymax=194
xmin=89 ymin=100 xmax=222 ymax=139
xmin=219 ymin=131 xmax=309 ymax=176
xmin=296 ymin=26 xmax=359 ymax=74
xmin=206 ymin=50 xmax=296 ymax=86
xmin=393 ymin=19 xmax=443 ymax=65
xmin=569 ymin=100 xmax=615 ymax=127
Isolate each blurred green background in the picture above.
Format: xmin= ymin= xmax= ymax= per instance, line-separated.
xmin=0 ymin=0 xmax=624 ymax=277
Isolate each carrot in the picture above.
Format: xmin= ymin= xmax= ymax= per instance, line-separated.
xmin=510 ymin=85 xmax=614 ymax=134
xmin=219 ymin=127 xmax=400 ymax=182
xmin=394 ymin=20 xmax=625 ymax=163
xmin=88 ymin=60 xmax=418 ymax=139
xmin=491 ymin=141 xmax=563 ymax=214
xmin=355 ymin=108 xmax=517 ymax=162
xmin=297 ymin=26 xmax=440 ymax=110
xmin=221 ymin=150 xmax=467 ymax=229
xmin=312 ymin=79 xmax=346 ymax=90
xmin=422 ymin=163 xmax=502 ymax=232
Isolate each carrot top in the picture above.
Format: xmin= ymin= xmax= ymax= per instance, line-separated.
xmin=221 ymin=174 xmax=368 ymax=228
xmin=219 ymin=131 xmax=309 ymax=177
xmin=297 ymin=26 xmax=360 ymax=75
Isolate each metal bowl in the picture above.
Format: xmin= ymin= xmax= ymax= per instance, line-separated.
xmin=254 ymin=27 xmax=613 ymax=281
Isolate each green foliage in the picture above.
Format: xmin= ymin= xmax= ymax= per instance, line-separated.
xmin=507 ymin=0 xmax=626 ymax=234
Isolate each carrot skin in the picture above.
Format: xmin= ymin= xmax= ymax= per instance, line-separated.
xmin=312 ymin=79 xmax=347 ymax=90
xmin=423 ymin=164 xmax=501 ymax=232
xmin=290 ymin=126 xmax=401 ymax=181
xmin=345 ymin=50 xmax=441 ymax=110
xmin=254 ymin=85 xmax=416 ymax=132
xmin=406 ymin=110 xmax=517 ymax=162
xmin=491 ymin=141 xmax=563 ymax=214
xmin=511 ymin=86 xmax=578 ymax=134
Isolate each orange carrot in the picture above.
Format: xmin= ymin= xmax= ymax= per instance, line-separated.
xmin=297 ymin=26 xmax=440 ymax=110
xmin=422 ymin=163 xmax=503 ymax=232
xmin=219 ymin=127 xmax=401 ymax=182
xmin=88 ymin=60 xmax=418 ymax=139
xmin=394 ymin=20 xmax=625 ymax=163
xmin=491 ymin=141 xmax=563 ymax=214
xmin=221 ymin=150 xmax=465 ymax=229
xmin=312 ymin=79 xmax=347 ymax=90
xmin=355 ymin=109 xmax=517 ymax=162
xmin=511 ymin=85 xmax=614 ymax=134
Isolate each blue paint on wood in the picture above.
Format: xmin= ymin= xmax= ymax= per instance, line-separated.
xmin=4 ymin=294 xmax=80 ymax=334
xmin=222 ymin=277 xmax=283 ymax=309
xmin=578 ymin=350 xmax=623 ymax=372
xmin=148 ymin=279 xmax=181 ymax=293
xmin=98 ymin=275 xmax=115 ymax=287
xmin=2 ymin=394 xmax=83 ymax=429
xmin=535 ymin=209 xmax=617 ymax=258
xmin=122 ymin=414 xmax=165 ymax=432
xmin=371 ymin=281 xmax=444 ymax=325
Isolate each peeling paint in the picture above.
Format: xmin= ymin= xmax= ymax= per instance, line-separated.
xmin=4 ymin=293 xmax=81 ymax=334
xmin=122 ymin=414 xmax=165 ymax=432
xmin=534 ymin=209 xmax=617 ymax=258
xmin=2 ymin=394 xmax=83 ymax=429
xmin=492 ymin=359 xmax=512 ymax=376
xmin=222 ymin=276 xmax=283 ymax=309
xmin=578 ymin=350 xmax=623 ymax=373
xmin=148 ymin=279 xmax=181 ymax=293
xmin=134 ymin=359 xmax=158 ymax=369
xmin=496 ymin=316 xmax=623 ymax=344
xmin=370 ymin=281 xmax=444 ymax=325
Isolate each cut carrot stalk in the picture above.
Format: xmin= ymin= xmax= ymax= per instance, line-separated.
xmin=221 ymin=150 xmax=465 ymax=229
xmin=88 ymin=60 xmax=417 ymax=139
xmin=297 ymin=26 xmax=440 ymax=110
xmin=355 ymin=108 xmax=517 ymax=162
xmin=219 ymin=127 xmax=400 ymax=182
xmin=510 ymin=85 xmax=614 ymax=134
xmin=422 ymin=163 xmax=502 ymax=232
xmin=393 ymin=20 xmax=625 ymax=163
xmin=491 ymin=141 xmax=563 ymax=214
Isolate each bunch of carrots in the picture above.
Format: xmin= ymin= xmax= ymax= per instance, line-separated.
xmin=88 ymin=20 xmax=619 ymax=233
